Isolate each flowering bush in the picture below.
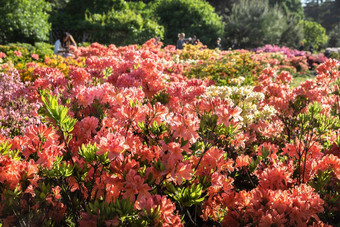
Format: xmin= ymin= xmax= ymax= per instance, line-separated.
xmin=0 ymin=39 xmax=340 ymax=226
xmin=0 ymin=42 xmax=53 ymax=66
xmin=0 ymin=69 xmax=41 ymax=137
xmin=184 ymin=50 xmax=261 ymax=86
xmin=256 ymin=44 xmax=328 ymax=71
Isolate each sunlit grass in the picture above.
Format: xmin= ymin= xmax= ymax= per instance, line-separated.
xmin=291 ymin=71 xmax=315 ymax=88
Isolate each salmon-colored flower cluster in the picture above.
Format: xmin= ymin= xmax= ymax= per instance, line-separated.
xmin=0 ymin=40 xmax=340 ymax=226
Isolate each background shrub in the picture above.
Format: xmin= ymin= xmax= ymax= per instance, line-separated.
xmin=300 ymin=20 xmax=328 ymax=47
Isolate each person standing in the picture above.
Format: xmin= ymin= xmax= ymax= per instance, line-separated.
xmin=176 ymin=33 xmax=185 ymax=50
xmin=309 ymin=43 xmax=314 ymax=54
xmin=192 ymin=35 xmax=198 ymax=45
xmin=215 ymin=37 xmax=222 ymax=50
xmin=317 ymin=43 xmax=322 ymax=52
xmin=298 ymin=41 xmax=305 ymax=51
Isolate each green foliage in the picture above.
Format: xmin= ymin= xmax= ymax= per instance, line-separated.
xmin=138 ymin=120 xmax=170 ymax=146
xmin=184 ymin=51 xmax=258 ymax=86
xmin=33 ymin=42 xmax=54 ymax=59
xmin=295 ymin=102 xmax=340 ymax=142
xmin=86 ymin=199 xmax=150 ymax=226
xmin=290 ymin=102 xmax=340 ymax=184
xmin=268 ymin=0 xmax=304 ymax=19
xmin=78 ymin=143 xmax=110 ymax=165
xmin=150 ymin=91 xmax=170 ymax=106
xmin=279 ymin=14 xmax=304 ymax=48
xmin=309 ymin=169 xmax=340 ymax=224
xmin=0 ymin=141 xmax=20 ymax=161
xmin=291 ymin=74 xmax=313 ymax=88
xmin=300 ymin=20 xmax=328 ymax=47
xmin=0 ymin=42 xmax=53 ymax=64
xmin=39 ymin=90 xmax=77 ymax=143
xmin=151 ymin=0 xmax=224 ymax=47
xmin=42 ymin=156 xmax=74 ymax=178
xmin=225 ymin=0 xmax=303 ymax=49
xmin=85 ymin=1 xmax=164 ymax=45
xmin=1 ymin=186 xmax=22 ymax=212
xmin=291 ymin=101 xmax=340 ymax=143
xmin=195 ymin=111 xmax=239 ymax=161
xmin=0 ymin=0 xmax=51 ymax=44
xmin=304 ymin=0 xmax=340 ymax=32
xmin=328 ymin=23 xmax=340 ymax=47
xmin=206 ymin=0 xmax=236 ymax=16
xmin=167 ymin=183 xmax=205 ymax=207
xmin=51 ymin=0 xmax=164 ymax=46
xmin=309 ymin=169 xmax=333 ymax=193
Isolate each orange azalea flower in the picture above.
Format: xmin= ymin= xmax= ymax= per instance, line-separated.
xmin=235 ymin=154 xmax=250 ymax=168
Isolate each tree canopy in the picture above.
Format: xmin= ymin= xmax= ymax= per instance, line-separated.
xmin=225 ymin=0 xmax=303 ymax=49
xmin=151 ymin=0 xmax=224 ymax=47
xmin=0 ymin=0 xmax=51 ymax=44
xmin=269 ymin=0 xmax=304 ymax=19
xmin=300 ymin=20 xmax=328 ymax=46
xmin=304 ymin=0 xmax=340 ymax=32
xmin=50 ymin=0 xmax=164 ymax=45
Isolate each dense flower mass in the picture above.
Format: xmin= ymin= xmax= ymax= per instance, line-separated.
xmin=0 ymin=39 xmax=340 ymax=226
xmin=0 ymin=69 xmax=41 ymax=137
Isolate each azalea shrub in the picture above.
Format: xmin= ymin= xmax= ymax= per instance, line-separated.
xmin=1 ymin=39 xmax=340 ymax=226
xmin=178 ymin=44 xmax=323 ymax=86
xmin=182 ymin=48 xmax=261 ymax=86
xmin=0 ymin=69 xmax=41 ymax=137
xmin=0 ymin=42 xmax=53 ymax=65
xmin=255 ymin=44 xmax=328 ymax=71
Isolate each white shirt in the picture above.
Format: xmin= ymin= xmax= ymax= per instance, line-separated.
xmin=54 ymin=40 xmax=68 ymax=55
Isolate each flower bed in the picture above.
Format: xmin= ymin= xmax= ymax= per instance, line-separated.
xmin=0 ymin=39 xmax=340 ymax=226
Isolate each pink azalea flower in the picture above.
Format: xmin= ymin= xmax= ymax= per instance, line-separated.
xmin=31 ymin=53 xmax=39 ymax=60
xmin=14 ymin=50 xmax=22 ymax=57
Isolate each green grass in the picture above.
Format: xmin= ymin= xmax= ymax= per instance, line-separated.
xmin=291 ymin=72 xmax=315 ymax=88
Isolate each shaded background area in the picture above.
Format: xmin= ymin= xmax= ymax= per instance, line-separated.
xmin=0 ymin=0 xmax=339 ymax=49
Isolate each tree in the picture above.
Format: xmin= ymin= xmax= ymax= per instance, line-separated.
xmin=50 ymin=0 xmax=164 ymax=45
xmin=206 ymin=0 xmax=236 ymax=16
xmin=304 ymin=0 xmax=340 ymax=32
xmin=85 ymin=1 xmax=164 ymax=45
xmin=279 ymin=15 xmax=304 ymax=48
xmin=225 ymin=0 xmax=303 ymax=49
xmin=0 ymin=0 xmax=51 ymax=44
xmin=50 ymin=0 xmax=123 ymax=32
xmin=299 ymin=20 xmax=328 ymax=46
xmin=328 ymin=23 xmax=340 ymax=47
xmin=269 ymin=0 xmax=304 ymax=19
xmin=151 ymin=0 xmax=224 ymax=47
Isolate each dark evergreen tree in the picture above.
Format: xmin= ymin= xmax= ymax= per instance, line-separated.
xmin=269 ymin=0 xmax=304 ymax=19
xmin=304 ymin=0 xmax=340 ymax=32
xmin=225 ymin=0 xmax=303 ymax=49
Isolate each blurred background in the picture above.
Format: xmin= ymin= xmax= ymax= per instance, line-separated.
xmin=0 ymin=0 xmax=339 ymax=49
